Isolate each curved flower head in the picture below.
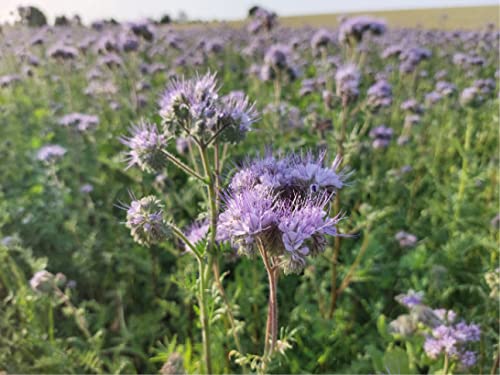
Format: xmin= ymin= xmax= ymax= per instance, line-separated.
xmin=278 ymin=198 xmax=341 ymax=274
xmin=120 ymin=121 xmax=168 ymax=172
xmin=37 ymin=144 xmax=66 ymax=162
xmin=125 ymin=195 xmax=170 ymax=247
xmin=30 ymin=270 xmax=55 ymax=293
xmin=217 ymin=188 xmax=278 ymax=255
xmin=335 ymin=64 xmax=361 ymax=104
xmin=159 ymin=72 xmax=256 ymax=143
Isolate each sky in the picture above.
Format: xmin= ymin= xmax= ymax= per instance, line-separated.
xmin=0 ymin=0 xmax=498 ymax=24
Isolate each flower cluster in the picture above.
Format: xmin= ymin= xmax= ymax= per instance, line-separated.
xmin=125 ymin=195 xmax=170 ymax=246
xmin=217 ymin=152 xmax=348 ymax=274
xmin=37 ymin=144 xmax=67 ymax=162
xmin=120 ymin=121 xmax=168 ymax=172
xmin=369 ymin=125 xmax=393 ymax=149
xmin=424 ymin=320 xmax=480 ymax=369
xmin=159 ymin=72 xmax=257 ymax=144
xmin=58 ymin=113 xmax=99 ymax=132
xmin=338 ymin=16 xmax=386 ymax=44
xmin=260 ymin=44 xmax=298 ymax=82
xmin=247 ymin=6 xmax=277 ymax=34
xmin=394 ymin=291 xmax=481 ymax=370
xmin=335 ymin=64 xmax=361 ymax=104
xmin=366 ymin=79 xmax=392 ymax=111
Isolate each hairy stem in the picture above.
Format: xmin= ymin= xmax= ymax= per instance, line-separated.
xmin=197 ymin=257 xmax=213 ymax=374
xmin=329 ymin=103 xmax=348 ymax=319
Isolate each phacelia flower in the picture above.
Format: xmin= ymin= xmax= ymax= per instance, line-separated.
xmin=335 ymin=64 xmax=361 ymax=104
xmin=395 ymin=231 xmax=418 ymax=248
xmin=338 ymin=16 xmax=386 ymax=44
xmin=120 ymin=121 xmax=168 ymax=172
xmin=30 ymin=270 xmax=55 ymax=293
xmin=159 ymin=72 xmax=257 ymax=143
xmin=396 ymin=289 xmax=424 ymax=307
xmin=218 ymin=151 xmax=348 ymax=274
xmin=37 ymin=144 xmax=67 ymax=162
xmin=125 ymin=195 xmax=170 ymax=246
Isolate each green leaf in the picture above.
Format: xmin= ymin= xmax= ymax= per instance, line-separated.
xmin=383 ymin=347 xmax=412 ymax=375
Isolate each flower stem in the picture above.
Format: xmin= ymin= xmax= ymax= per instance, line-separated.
xmin=257 ymin=240 xmax=278 ymax=362
xmin=197 ymin=257 xmax=213 ymax=374
xmin=329 ymin=103 xmax=348 ymax=319
xmin=161 ymin=149 xmax=207 ymax=183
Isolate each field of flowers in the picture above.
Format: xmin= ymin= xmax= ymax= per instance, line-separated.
xmin=0 ymin=6 xmax=498 ymax=374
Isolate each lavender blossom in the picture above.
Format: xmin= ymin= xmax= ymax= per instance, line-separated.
xmin=369 ymin=125 xmax=393 ymax=149
xmin=338 ymin=16 xmax=387 ymax=44
xmin=335 ymin=64 xmax=361 ymax=104
xmin=395 ymin=231 xmax=418 ymax=247
xmin=218 ymin=152 xmax=347 ymax=274
xmin=125 ymin=195 xmax=170 ymax=246
xmin=120 ymin=121 xmax=168 ymax=172
xmin=37 ymin=144 xmax=67 ymax=162
xmin=366 ymin=79 xmax=392 ymax=111
xmin=30 ymin=270 xmax=55 ymax=293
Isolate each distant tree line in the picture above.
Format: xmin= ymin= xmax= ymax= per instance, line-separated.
xmin=13 ymin=5 xmax=191 ymax=27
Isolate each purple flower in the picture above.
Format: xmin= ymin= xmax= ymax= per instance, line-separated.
xmin=47 ymin=43 xmax=78 ymax=60
xmin=218 ymin=151 xmax=348 ymax=274
xmin=58 ymin=113 xmax=99 ymax=132
xmin=395 ymin=231 xmax=418 ymax=248
xmin=185 ymin=219 xmax=210 ymax=249
xmin=278 ymin=200 xmax=341 ymax=273
xmin=335 ymin=64 xmax=361 ymax=104
xmin=338 ymin=16 xmax=386 ymax=44
xmin=396 ymin=289 xmax=424 ymax=307
xmin=120 ymin=121 xmax=168 ymax=172
xmin=80 ymin=183 xmax=94 ymax=193
xmin=367 ymin=79 xmax=392 ymax=111
xmin=369 ymin=125 xmax=393 ymax=149
xmin=37 ymin=144 xmax=66 ymax=162
xmin=217 ymin=188 xmax=278 ymax=255
xmin=459 ymin=351 xmax=477 ymax=368
xmin=125 ymin=195 xmax=169 ymax=246
xmin=30 ymin=270 xmax=55 ymax=293
xmin=159 ymin=72 xmax=256 ymax=143
xmin=311 ymin=29 xmax=333 ymax=51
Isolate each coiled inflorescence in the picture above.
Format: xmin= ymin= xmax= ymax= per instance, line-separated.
xmin=125 ymin=195 xmax=170 ymax=247
xmin=217 ymin=152 xmax=349 ymax=274
xmin=159 ymin=72 xmax=257 ymax=145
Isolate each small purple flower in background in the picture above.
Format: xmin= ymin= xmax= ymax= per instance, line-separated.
xmin=125 ymin=195 xmax=170 ymax=247
xmin=424 ymin=319 xmax=480 ymax=368
xmin=311 ymin=29 xmax=333 ymax=52
xmin=338 ymin=16 xmax=386 ymax=44
xmin=185 ymin=219 xmax=210 ymax=250
xmin=247 ymin=6 xmax=277 ymax=34
xmin=58 ymin=113 xmax=99 ymax=132
xmin=395 ymin=231 xmax=418 ymax=248
xmin=30 ymin=270 xmax=55 ymax=293
xmin=120 ymin=121 xmax=168 ymax=172
xmin=0 ymin=74 xmax=22 ymax=88
xmin=80 ymin=183 xmax=93 ymax=194
xmin=366 ymin=79 xmax=392 ymax=111
xmin=435 ymin=81 xmax=456 ymax=97
xmin=335 ymin=64 xmax=361 ymax=104
xmin=425 ymin=91 xmax=443 ymax=106
xmin=401 ymin=99 xmax=424 ymax=114
xmin=37 ymin=144 xmax=66 ymax=162
xmin=396 ymin=289 xmax=424 ymax=307
xmin=369 ymin=125 xmax=393 ymax=149
xmin=47 ymin=43 xmax=78 ymax=60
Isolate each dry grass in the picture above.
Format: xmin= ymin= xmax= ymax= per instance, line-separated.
xmin=220 ymin=5 xmax=499 ymax=30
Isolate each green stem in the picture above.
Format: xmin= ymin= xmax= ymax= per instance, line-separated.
xmin=197 ymin=257 xmax=213 ymax=374
xmin=48 ymin=302 xmax=55 ymax=344
xmin=443 ymin=352 xmax=449 ymax=375
xmin=162 ymin=149 xmax=207 ymax=183
xmin=455 ymin=110 xmax=473 ymax=220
